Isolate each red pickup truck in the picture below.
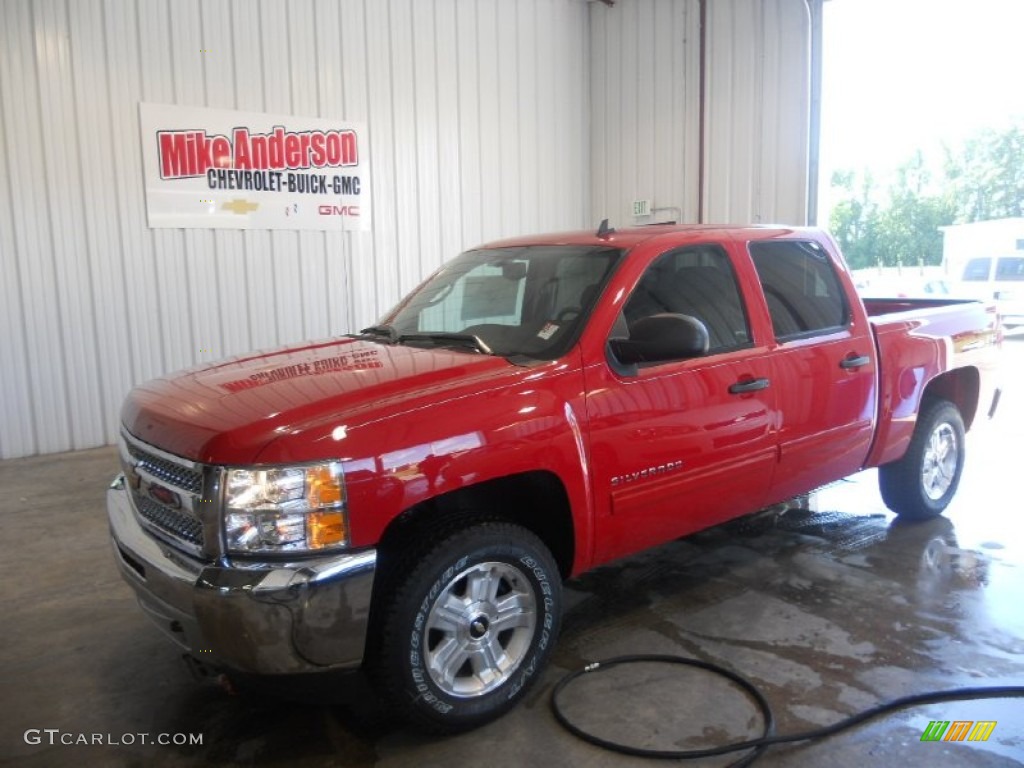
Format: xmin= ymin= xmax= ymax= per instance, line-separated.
xmin=107 ymin=224 xmax=1001 ymax=732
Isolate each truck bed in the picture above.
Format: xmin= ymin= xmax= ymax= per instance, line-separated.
xmin=862 ymin=297 xmax=982 ymax=318
xmin=865 ymin=296 xmax=1000 ymax=360
xmin=863 ymin=296 xmax=1001 ymax=470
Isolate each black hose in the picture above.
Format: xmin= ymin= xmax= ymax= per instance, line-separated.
xmin=550 ymin=654 xmax=1024 ymax=764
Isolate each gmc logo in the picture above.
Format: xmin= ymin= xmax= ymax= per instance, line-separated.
xmin=318 ymin=204 xmax=360 ymax=216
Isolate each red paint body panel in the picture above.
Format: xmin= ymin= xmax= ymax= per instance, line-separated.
xmin=119 ymin=225 xmax=1001 ymax=578
xmin=583 ymin=348 xmax=778 ymax=563
xmin=122 ymin=338 xmax=517 ymax=464
xmin=863 ymin=298 xmax=1002 ymax=468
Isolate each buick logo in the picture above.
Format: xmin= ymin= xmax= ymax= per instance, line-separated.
xmin=148 ymin=483 xmax=181 ymax=509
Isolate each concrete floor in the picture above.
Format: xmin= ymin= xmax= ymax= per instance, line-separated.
xmin=3 ymin=338 xmax=1024 ymax=767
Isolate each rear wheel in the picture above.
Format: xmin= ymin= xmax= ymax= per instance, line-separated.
xmin=879 ymin=398 xmax=965 ymax=520
xmin=372 ymin=523 xmax=561 ymax=733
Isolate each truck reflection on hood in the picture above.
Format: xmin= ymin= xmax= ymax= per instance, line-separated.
xmin=221 ymin=348 xmax=383 ymax=392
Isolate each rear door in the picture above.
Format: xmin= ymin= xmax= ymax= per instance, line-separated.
xmin=748 ymin=239 xmax=877 ymax=501
xmin=585 ymin=243 xmax=780 ymax=563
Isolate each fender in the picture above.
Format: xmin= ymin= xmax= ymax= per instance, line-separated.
xmin=865 ymin=300 xmax=998 ymax=468
xmin=257 ymin=351 xmax=597 ymax=575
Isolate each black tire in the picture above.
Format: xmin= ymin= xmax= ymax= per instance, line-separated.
xmin=879 ymin=398 xmax=965 ymax=520
xmin=372 ymin=523 xmax=562 ymax=733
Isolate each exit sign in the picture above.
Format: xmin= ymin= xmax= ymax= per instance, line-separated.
xmin=633 ymin=199 xmax=650 ymax=217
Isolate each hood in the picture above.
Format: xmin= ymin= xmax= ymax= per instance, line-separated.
xmin=121 ymin=337 xmax=517 ymax=464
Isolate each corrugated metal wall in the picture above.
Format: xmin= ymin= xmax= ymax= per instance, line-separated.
xmin=0 ymin=0 xmax=590 ymax=459
xmin=1 ymin=0 xmax=814 ymax=459
xmin=589 ymin=0 xmax=703 ymax=226
xmin=589 ymin=0 xmax=811 ymax=227
xmin=704 ymin=0 xmax=810 ymax=224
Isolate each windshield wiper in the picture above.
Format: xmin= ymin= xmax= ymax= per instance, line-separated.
xmin=398 ymin=332 xmax=494 ymax=355
xmin=354 ymin=324 xmax=399 ymax=343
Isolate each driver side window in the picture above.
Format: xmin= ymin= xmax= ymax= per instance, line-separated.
xmin=617 ymin=245 xmax=751 ymax=355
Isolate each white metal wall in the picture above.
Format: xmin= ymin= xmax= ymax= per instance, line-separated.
xmin=589 ymin=0 xmax=703 ymax=226
xmin=704 ymin=0 xmax=810 ymax=225
xmin=589 ymin=0 xmax=811 ymax=227
xmin=0 ymin=0 xmax=590 ymax=459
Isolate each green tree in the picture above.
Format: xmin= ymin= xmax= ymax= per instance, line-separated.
xmin=829 ymin=170 xmax=880 ymax=269
xmin=875 ymin=152 xmax=954 ymax=267
xmin=828 ymin=122 xmax=1024 ymax=268
xmin=944 ymin=124 xmax=1024 ymax=221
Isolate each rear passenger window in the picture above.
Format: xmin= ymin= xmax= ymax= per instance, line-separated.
xmin=995 ymin=257 xmax=1024 ymax=281
xmin=750 ymin=241 xmax=850 ymax=340
xmin=620 ymin=245 xmax=750 ymax=354
xmin=962 ymin=258 xmax=993 ymax=281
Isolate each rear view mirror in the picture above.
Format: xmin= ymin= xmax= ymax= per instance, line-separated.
xmin=609 ymin=313 xmax=709 ymax=365
xmin=501 ymin=261 xmax=527 ymax=281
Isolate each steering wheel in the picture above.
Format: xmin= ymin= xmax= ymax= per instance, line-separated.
xmin=556 ymin=307 xmax=582 ymax=323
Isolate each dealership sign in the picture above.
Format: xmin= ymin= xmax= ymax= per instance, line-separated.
xmin=139 ymin=103 xmax=370 ymax=230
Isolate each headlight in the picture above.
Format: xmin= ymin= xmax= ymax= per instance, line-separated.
xmin=224 ymin=463 xmax=348 ymax=554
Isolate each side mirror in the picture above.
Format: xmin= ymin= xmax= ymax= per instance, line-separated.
xmin=609 ymin=313 xmax=709 ymax=365
xmin=501 ymin=261 xmax=528 ymax=281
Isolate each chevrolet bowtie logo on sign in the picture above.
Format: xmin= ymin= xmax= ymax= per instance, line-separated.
xmin=920 ymin=720 xmax=997 ymax=742
xmin=139 ymin=102 xmax=371 ymax=231
xmin=222 ymin=199 xmax=259 ymax=215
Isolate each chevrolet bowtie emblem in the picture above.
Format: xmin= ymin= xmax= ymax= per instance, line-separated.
xmin=222 ymin=198 xmax=259 ymax=215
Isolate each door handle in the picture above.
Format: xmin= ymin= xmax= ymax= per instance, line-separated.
xmin=840 ymin=354 xmax=871 ymax=369
xmin=728 ymin=377 xmax=770 ymax=394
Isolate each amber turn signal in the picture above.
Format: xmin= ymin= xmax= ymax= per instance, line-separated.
xmin=307 ymin=464 xmax=345 ymax=507
xmin=308 ymin=510 xmax=347 ymax=549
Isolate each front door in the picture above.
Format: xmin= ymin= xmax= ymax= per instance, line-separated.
xmin=584 ymin=244 xmax=780 ymax=565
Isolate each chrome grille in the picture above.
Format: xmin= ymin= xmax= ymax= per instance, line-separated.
xmin=124 ymin=442 xmax=203 ymax=494
xmin=132 ymin=493 xmax=204 ymax=545
xmin=119 ymin=430 xmax=211 ymax=555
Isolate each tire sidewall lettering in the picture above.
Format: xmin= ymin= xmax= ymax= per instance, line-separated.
xmin=402 ymin=543 xmax=557 ymax=719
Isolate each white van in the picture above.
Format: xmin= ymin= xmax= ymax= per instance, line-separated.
xmin=959 ymin=255 xmax=1024 ymax=327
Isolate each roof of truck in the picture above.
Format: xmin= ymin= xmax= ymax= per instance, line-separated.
xmin=476 ymin=223 xmax=821 ymax=251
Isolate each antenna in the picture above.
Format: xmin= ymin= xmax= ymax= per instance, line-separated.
xmin=596 ymin=218 xmax=615 ymax=238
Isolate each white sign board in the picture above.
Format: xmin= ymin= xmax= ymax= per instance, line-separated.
xmin=139 ymin=102 xmax=370 ymax=230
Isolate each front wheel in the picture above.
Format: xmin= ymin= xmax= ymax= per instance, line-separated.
xmin=373 ymin=523 xmax=562 ymax=733
xmin=879 ymin=398 xmax=966 ymax=520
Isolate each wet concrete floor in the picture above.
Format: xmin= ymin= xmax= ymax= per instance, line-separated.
xmin=2 ymin=337 xmax=1024 ymax=767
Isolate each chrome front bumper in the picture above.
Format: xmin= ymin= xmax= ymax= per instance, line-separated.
xmin=107 ymin=475 xmax=376 ymax=674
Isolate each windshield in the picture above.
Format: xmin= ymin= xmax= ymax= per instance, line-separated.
xmin=378 ymin=245 xmax=623 ymax=359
